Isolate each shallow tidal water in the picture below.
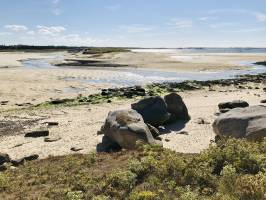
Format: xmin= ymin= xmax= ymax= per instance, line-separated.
xmin=22 ymin=49 xmax=266 ymax=87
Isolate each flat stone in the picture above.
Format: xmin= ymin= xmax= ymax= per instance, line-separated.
xmin=218 ymin=100 xmax=249 ymax=110
xmin=25 ymin=130 xmax=49 ymax=138
xmin=24 ymin=154 xmax=39 ymax=161
xmin=71 ymin=147 xmax=84 ymax=152
xmin=44 ymin=137 xmax=61 ymax=142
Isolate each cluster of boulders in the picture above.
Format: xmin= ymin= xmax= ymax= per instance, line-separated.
xmin=98 ymin=93 xmax=190 ymax=151
xmin=213 ymin=100 xmax=266 ymax=141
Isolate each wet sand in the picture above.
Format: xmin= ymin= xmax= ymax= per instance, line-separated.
xmin=65 ymin=51 xmax=266 ymax=72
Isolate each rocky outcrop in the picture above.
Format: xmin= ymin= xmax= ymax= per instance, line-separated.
xmin=99 ymin=109 xmax=161 ymax=150
xmin=131 ymin=96 xmax=171 ymax=127
xmin=164 ymin=93 xmax=190 ymax=122
xmin=213 ymin=105 xmax=266 ymax=141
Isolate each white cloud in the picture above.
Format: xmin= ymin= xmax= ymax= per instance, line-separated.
xmin=37 ymin=25 xmax=66 ymax=36
xmin=106 ymin=4 xmax=121 ymax=11
xmin=118 ymin=24 xmax=155 ymax=33
xmin=4 ymin=25 xmax=28 ymax=32
xmin=168 ymin=19 xmax=193 ymax=29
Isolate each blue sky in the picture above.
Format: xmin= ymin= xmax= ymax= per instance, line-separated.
xmin=0 ymin=0 xmax=266 ymax=47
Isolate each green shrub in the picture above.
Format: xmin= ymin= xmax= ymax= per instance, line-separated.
xmin=0 ymin=138 xmax=265 ymax=199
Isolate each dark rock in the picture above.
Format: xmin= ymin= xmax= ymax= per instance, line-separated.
xmin=261 ymin=99 xmax=266 ymax=104
xmin=196 ymin=118 xmax=210 ymax=124
xmin=0 ymin=101 xmax=9 ymax=105
xmin=165 ymin=138 xmax=170 ymax=142
xmin=213 ymin=105 xmax=266 ymax=141
xmin=11 ymin=158 xmax=25 ymax=166
xmin=178 ymin=131 xmax=189 ymax=135
xmin=131 ymin=96 xmax=171 ymax=126
xmin=219 ymin=109 xmax=231 ymax=113
xmin=24 ymin=154 xmax=39 ymax=161
xmin=146 ymin=123 xmax=160 ymax=138
xmin=50 ymin=99 xmax=71 ymax=105
xmin=99 ymin=109 xmax=161 ymax=150
xmin=164 ymin=93 xmax=190 ymax=122
xmin=70 ymin=147 xmax=84 ymax=152
xmin=45 ymin=122 xmax=59 ymax=126
xmin=0 ymin=165 xmax=7 ymax=171
xmin=218 ymin=100 xmax=249 ymax=110
xmin=25 ymin=130 xmax=49 ymax=138
xmin=254 ymin=61 xmax=266 ymax=66
xmin=0 ymin=153 xmax=10 ymax=165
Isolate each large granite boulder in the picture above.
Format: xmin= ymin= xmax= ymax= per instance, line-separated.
xmin=213 ymin=105 xmax=266 ymax=141
xmin=99 ymin=109 xmax=161 ymax=150
xmin=131 ymin=96 xmax=171 ymax=126
xmin=164 ymin=93 xmax=190 ymax=122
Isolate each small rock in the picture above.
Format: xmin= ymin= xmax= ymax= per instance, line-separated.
xmin=165 ymin=138 xmax=170 ymax=142
xmin=0 ymin=165 xmax=7 ymax=172
xmin=261 ymin=99 xmax=266 ymax=104
xmin=0 ymin=153 xmax=10 ymax=165
xmin=25 ymin=130 xmax=49 ymax=138
xmin=196 ymin=118 xmax=210 ymax=124
xmin=178 ymin=131 xmax=189 ymax=135
xmin=71 ymin=147 xmax=84 ymax=152
xmin=50 ymin=99 xmax=70 ymax=105
xmin=44 ymin=137 xmax=61 ymax=142
xmin=44 ymin=122 xmax=59 ymax=126
xmin=0 ymin=101 xmax=8 ymax=105
xmin=218 ymin=100 xmax=249 ymax=110
xmin=24 ymin=154 xmax=39 ymax=161
xmin=11 ymin=158 xmax=25 ymax=166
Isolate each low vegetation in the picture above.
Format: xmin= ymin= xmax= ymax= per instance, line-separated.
xmin=0 ymin=138 xmax=265 ymax=199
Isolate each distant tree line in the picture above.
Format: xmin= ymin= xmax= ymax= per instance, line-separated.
xmin=0 ymin=45 xmax=85 ymax=52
